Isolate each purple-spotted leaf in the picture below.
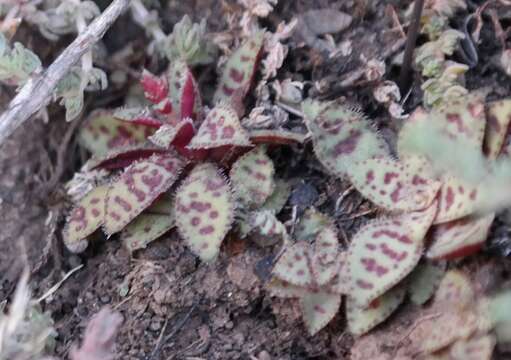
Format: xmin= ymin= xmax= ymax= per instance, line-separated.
xmin=311 ymin=227 xmax=340 ymax=285
xmin=327 ymin=252 xmax=351 ymax=295
xmin=103 ymin=152 xmax=185 ymax=235
xmin=450 ymin=334 xmax=495 ymax=360
xmin=188 ymin=103 xmax=252 ymax=149
xmin=433 ymin=176 xmax=480 ymax=224
xmin=63 ymin=184 xmax=109 ymax=253
xmin=346 ymin=202 xmax=437 ymax=307
xmin=148 ymin=118 xmax=194 ymax=148
xmin=304 ymin=100 xmax=390 ymax=177
xmin=167 ymin=60 xmax=202 ymax=120
xmin=174 ymin=163 xmax=234 ymax=262
xmin=121 ymin=196 xmax=175 ymax=252
xmin=407 ymin=262 xmax=446 ymax=305
xmin=295 ymin=208 xmax=335 ymax=243
xmin=300 ymin=290 xmax=342 ymax=335
xmin=484 ymin=99 xmax=511 ymax=159
xmin=273 ymin=242 xmax=313 ymax=286
xmin=266 ymin=278 xmax=307 ymax=298
xmin=260 ymin=179 xmax=291 ymax=213
xmin=348 ymin=156 xmax=441 ymax=212
xmin=347 ymin=285 xmax=406 ymax=336
xmin=398 ymin=95 xmax=486 ymax=160
xmin=230 ymin=146 xmax=275 ymax=207
xmin=214 ymin=32 xmax=264 ymax=114
xmin=249 ymin=129 xmax=306 ymax=145
xmin=435 ymin=94 xmax=486 ymax=148
xmin=85 ymin=144 xmax=166 ymax=171
xmin=427 ymin=214 xmax=494 ymax=260
xmin=434 ymin=270 xmax=475 ymax=309
xmin=79 ymin=110 xmax=156 ymax=156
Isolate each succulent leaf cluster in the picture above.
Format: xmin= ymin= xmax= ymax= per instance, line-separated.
xmin=414 ymin=2 xmax=469 ymax=107
xmin=283 ymin=93 xmax=511 ymax=336
xmin=64 ymin=20 xmax=304 ymax=263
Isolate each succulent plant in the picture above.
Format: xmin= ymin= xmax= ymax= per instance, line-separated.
xmin=63 ymin=22 xmax=304 ymax=262
xmin=296 ymin=93 xmax=511 ymax=336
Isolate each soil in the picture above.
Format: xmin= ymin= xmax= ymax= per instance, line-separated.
xmin=2 ymin=0 xmax=511 ymax=359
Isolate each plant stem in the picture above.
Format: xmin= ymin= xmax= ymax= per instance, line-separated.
xmin=0 ymin=0 xmax=130 ymax=147
xmin=399 ymin=0 xmax=425 ymax=92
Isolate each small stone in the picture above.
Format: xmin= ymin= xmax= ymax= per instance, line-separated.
xmin=100 ymin=294 xmax=111 ymax=304
xmin=149 ymin=318 xmax=162 ymax=332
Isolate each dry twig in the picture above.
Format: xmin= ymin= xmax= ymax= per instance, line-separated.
xmin=0 ymin=0 xmax=130 ymax=147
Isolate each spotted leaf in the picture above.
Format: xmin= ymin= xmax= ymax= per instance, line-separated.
xmin=85 ymin=144 xmax=166 ymax=171
xmin=433 ymin=176 xmax=480 ymax=224
xmin=348 ymin=156 xmax=441 ymax=212
xmin=214 ymin=32 xmax=264 ymax=113
xmin=450 ymin=334 xmax=495 ymax=360
xmin=398 ymin=95 xmax=486 ymax=159
xmin=434 ymin=270 xmax=475 ymax=309
xmin=148 ymin=118 xmax=194 ymax=148
xmin=295 ymin=208 xmax=335 ymax=243
xmin=327 ymin=252 xmax=351 ymax=295
xmin=484 ymin=99 xmax=511 ymax=159
xmin=427 ymin=214 xmax=494 ymax=260
xmin=230 ymin=146 xmax=275 ymax=207
xmin=273 ymin=242 xmax=312 ymax=286
xmin=63 ymin=184 xmax=109 ymax=253
xmin=249 ymin=129 xmax=306 ymax=145
xmin=346 ymin=202 xmax=437 ymax=307
xmin=167 ymin=60 xmax=202 ymax=120
xmin=188 ymin=103 xmax=252 ymax=149
xmin=306 ymin=103 xmax=389 ymax=178
xmin=260 ymin=179 xmax=291 ymax=213
xmin=300 ymin=290 xmax=342 ymax=335
xmin=121 ymin=196 xmax=175 ymax=252
xmin=174 ymin=163 xmax=234 ymax=262
xmin=266 ymin=278 xmax=307 ymax=298
xmin=347 ymin=285 xmax=406 ymax=336
xmin=407 ymin=262 xmax=446 ymax=305
xmin=103 ymin=152 xmax=185 ymax=235
xmin=79 ymin=110 xmax=156 ymax=157
xmin=311 ymin=227 xmax=340 ymax=285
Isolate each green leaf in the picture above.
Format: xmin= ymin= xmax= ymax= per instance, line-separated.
xmin=121 ymin=195 xmax=175 ymax=252
xmin=303 ymin=100 xmax=389 ymax=178
xmin=214 ymin=32 xmax=264 ymax=114
xmin=347 ymin=285 xmax=406 ymax=336
xmin=174 ymin=163 xmax=234 ymax=262
xmin=407 ymin=262 xmax=446 ymax=305
xmin=63 ymin=184 xmax=109 ymax=253
xmin=230 ymin=146 xmax=275 ymax=208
